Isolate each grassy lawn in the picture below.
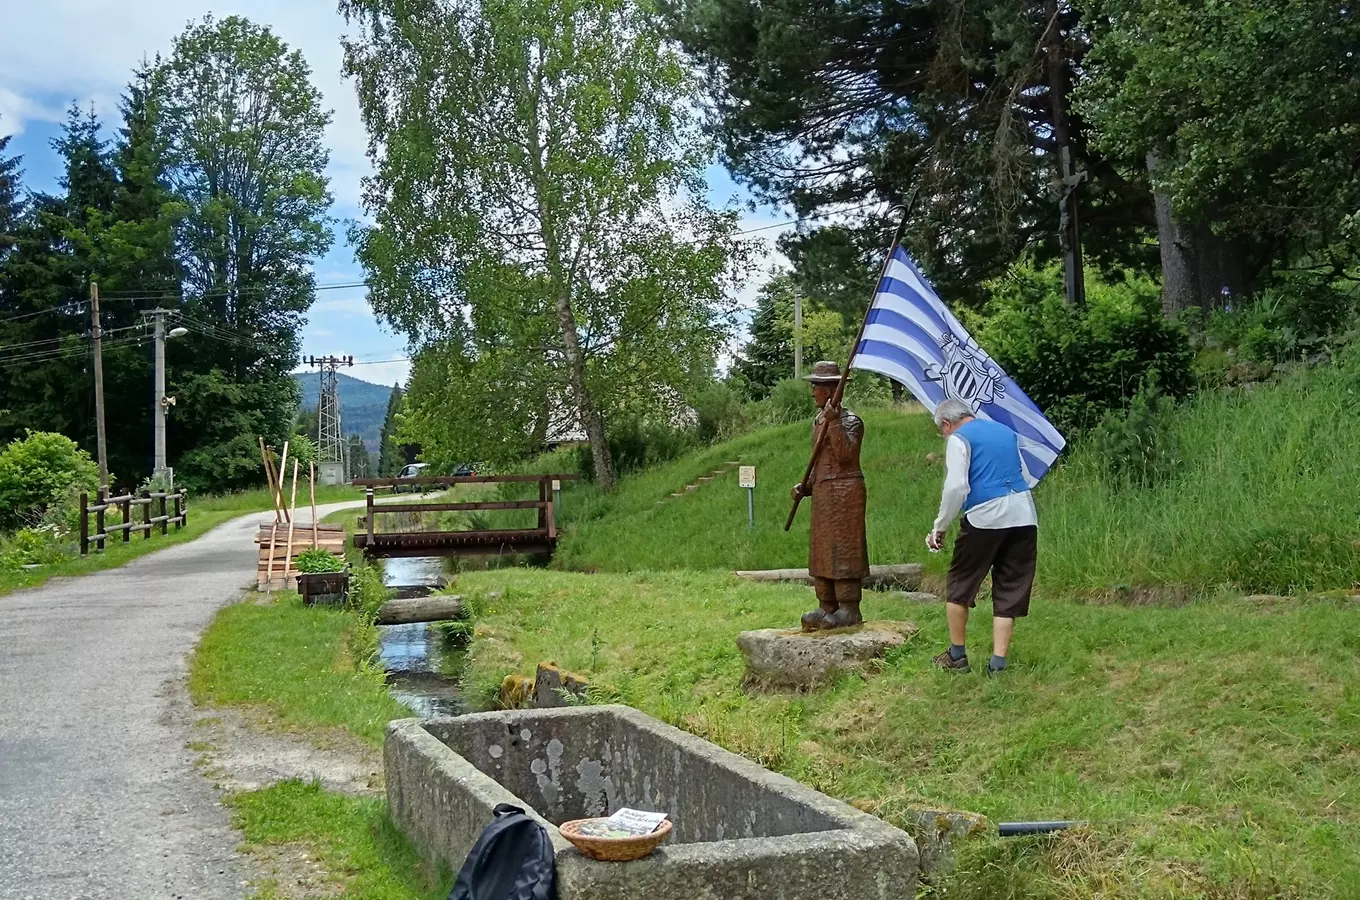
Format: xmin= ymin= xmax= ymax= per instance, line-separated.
xmin=229 ymin=780 xmax=449 ymax=899
xmin=0 ymin=483 xmax=366 ymax=598
xmin=190 ymin=591 xmax=409 ymax=746
xmin=192 ymin=591 xmax=453 ymax=899
xmin=453 ymin=567 xmax=1360 ymax=899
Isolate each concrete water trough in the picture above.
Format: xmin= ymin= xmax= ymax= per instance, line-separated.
xmin=386 ymin=705 xmax=918 ymax=899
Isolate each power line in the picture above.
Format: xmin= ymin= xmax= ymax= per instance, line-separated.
xmin=0 ymin=301 xmax=89 ymax=325
xmin=86 ymin=202 xmax=888 ymax=303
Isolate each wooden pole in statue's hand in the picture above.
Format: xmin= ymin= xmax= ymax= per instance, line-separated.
xmin=784 ymin=201 xmax=916 ymax=531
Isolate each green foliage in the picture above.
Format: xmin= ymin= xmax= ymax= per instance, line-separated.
xmin=1187 ymin=279 xmax=1357 ymax=367
xmin=343 ymin=0 xmax=751 ymax=488
xmin=0 ymin=431 xmax=100 ymax=528
xmin=377 ymin=385 xmax=407 ymax=476
xmin=295 ymin=548 xmax=345 ymax=574
xmin=227 ymin=781 xmax=449 ymax=899
xmin=729 ymin=273 xmax=850 ymax=400
xmin=760 ymin=377 xmax=817 ymax=426
xmin=347 ymin=561 xmax=392 ymax=622
xmin=665 ymin=1 xmax=1153 ymax=305
xmin=691 ymin=381 xmax=746 ymax=443
xmin=0 ymin=20 xmax=331 ymax=495
xmin=0 ymin=525 xmax=73 ymax=570
xmin=287 ymin=434 xmax=318 ymax=467
xmin=345 ymin=434 xmax=372 ymax=480
xmin=189 ymin=592 xmax=409 ymax=745
xmin=1085 ymin=375 xmax=1180 ymax=488
xmin=575 ymin=416 xmax=698 ymax=480
xmin=976 ymin=262 xmax=1194 ymax=434
xmin=1078 ymin=0 xmax=1360 ymax=264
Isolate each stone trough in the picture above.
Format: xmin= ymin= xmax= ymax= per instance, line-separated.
xmin=386 ymin=705 xmax=918 ymax=899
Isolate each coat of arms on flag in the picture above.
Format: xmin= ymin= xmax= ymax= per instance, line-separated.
xmin=850 ymin=244 xmax=1067 ymax=484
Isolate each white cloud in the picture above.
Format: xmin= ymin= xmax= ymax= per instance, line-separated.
xmin=0 ymin=88 xmax=64 ymax=136
xmin=0 ymin=0 xmax=372 ymax=210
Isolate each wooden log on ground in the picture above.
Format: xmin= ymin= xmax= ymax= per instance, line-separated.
xmin=376 ymin=595 xmax=465 ymax=625
xmin=733 ymin=563 xmax=923 ymax=590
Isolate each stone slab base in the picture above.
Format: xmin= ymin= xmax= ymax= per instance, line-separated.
xmin=737 ymin=621 xmax=918 ymax=688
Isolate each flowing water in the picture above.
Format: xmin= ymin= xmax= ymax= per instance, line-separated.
xmin=377 ymin=556 xmax=464 ymax=717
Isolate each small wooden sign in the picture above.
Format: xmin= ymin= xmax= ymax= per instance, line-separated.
xmin=739 ymin=466 xmax=756 ymax=489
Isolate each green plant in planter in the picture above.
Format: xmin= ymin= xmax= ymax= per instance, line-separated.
xmin=295 ymin=549 xmax=346 ymax=574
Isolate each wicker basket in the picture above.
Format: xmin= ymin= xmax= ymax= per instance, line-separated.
xmin=558 ymin=818 xmax=673 ymax=862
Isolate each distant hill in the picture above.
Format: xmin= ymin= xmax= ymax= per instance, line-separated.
xmin=292 ymin=371 xmax=396 ymax=453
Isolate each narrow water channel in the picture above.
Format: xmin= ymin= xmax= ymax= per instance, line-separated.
xmin=378 ymin=556 xmax=464 ymax=717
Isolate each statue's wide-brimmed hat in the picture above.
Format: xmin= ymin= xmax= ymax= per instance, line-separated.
xmin=803 ymin=360 xmax=843 ymax=383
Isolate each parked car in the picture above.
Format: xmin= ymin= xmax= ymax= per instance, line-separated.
xmin=393 ymin=462 xmax=428 ymax=493
xmin=452 ymin=463 xmax=477 ymax=477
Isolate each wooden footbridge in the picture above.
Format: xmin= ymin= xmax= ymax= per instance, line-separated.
xmin=350 ymin=473 xmax=577 ymax=559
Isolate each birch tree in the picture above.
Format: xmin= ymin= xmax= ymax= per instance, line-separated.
xmin=342 ymin=0 xmax=746 ymax=488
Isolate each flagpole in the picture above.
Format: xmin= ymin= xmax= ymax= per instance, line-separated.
xmin=784 ymin=197 xmax=918 ymax=531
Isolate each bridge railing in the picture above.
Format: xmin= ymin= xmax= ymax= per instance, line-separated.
xmin=349 ymin=473 xmax=578 ymax=557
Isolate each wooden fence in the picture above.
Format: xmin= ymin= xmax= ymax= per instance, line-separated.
xmin=79 ymin=488 xmax=188 ymax=556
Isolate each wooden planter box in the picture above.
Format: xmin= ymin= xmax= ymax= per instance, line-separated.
xmin=297 ymin=570 xmax=349 ymax=606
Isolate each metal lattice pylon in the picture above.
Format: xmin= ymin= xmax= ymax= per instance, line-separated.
xmin=305 ymin=355 xmax=353 ymax=467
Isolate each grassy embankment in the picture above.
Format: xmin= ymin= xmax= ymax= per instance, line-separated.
xmin=553 ymin=359 xmax=1360 ymax=596
xmin=440 ymin=364 xmax=1360 ymax=898
xmin=0 ymin=482 xmax=365 ymax=598
xmin=189 ymin=365 xmax=1360 ymax=898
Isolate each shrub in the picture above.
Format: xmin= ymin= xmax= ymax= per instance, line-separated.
xmin=977 ymin=263 xmax=1194 ymax=435
xmin=692 ymin=381 xmax=747 ymax=443
xmin=1085 ymin=374 xmax=1181 ymax=488
xmin=0 ymin=431 xmax=101 ymax=529
xmin=1198 ymin=280 xmax=1356 ymax=366
xmin=575 ymin=418 xmax=697 ymax=480
xmin=0 ymin=524 xmax=72 ymax=569
xmin=765 ymin=377 xmax=817 ymax=425
xmin=295 ymin=548 xmax=345 ymax=573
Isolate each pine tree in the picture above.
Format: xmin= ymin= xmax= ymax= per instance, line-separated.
xmin=0 ymin=106 xmax=121 ymax=466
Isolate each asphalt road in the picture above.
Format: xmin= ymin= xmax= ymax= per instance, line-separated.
xmin=0 ymin=500 xmax=369 ymax=900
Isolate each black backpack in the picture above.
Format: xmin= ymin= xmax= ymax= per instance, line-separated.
xmin=448 ymin=803 xmax=556 ymax=900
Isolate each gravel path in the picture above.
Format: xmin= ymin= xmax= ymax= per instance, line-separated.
xmin=0 ymin=499 xmax=370 ymax=900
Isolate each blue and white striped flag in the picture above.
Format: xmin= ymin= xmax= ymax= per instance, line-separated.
xmin=850 ymin=244 xmax=1067 ymax=484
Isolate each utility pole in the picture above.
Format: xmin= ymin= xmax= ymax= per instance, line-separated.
xmin=90 ymin=283 xmax=109 ymax=491
xmin=793 ymin=286 xmax=803 ymax=380
xmin=144 ymin=309 xmax=187 ymax=483
xmin=305 ymin=355 xmax=353 ymax=485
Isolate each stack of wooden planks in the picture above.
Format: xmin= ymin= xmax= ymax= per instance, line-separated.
xmin=256 ymin=436 xmax=344 ymax=593
xmin=255 ymin=522 xmax=345 ymax=592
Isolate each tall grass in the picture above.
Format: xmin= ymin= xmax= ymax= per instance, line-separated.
xmin=1041 ymin=362 xmax=1360 ymax=593
xmin=554 ymin=365 xmax=1360 ymax=595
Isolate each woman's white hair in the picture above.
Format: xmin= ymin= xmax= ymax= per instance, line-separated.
xmin=932 ymin=398 xmax=974 ymax=428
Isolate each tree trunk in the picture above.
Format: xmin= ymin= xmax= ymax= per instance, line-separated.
xmin=552 ymin=291 xmax=615 ymax=490
xmin=1045 ymin=0 xmax=1086 ymax=307
xmin=1148 ymin=153 xmax=1251 ymax=316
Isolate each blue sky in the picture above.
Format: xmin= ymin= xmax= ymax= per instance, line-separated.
xmin=0 ymin=0 xmax=792 ymax=388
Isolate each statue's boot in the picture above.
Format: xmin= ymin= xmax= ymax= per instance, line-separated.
xmin=801 ymin=601 xmax=838 ymax=632
xmin=825 ymin=599 xmax=863 ymax=629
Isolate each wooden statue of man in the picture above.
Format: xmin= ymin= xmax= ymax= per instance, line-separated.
xmin=791 ymin=361 xmax=869 ymax=630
